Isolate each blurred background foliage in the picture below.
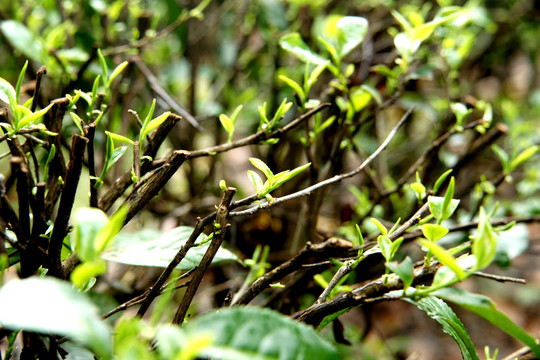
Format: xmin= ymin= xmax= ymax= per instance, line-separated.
xmin=1 ymin=0 xmax=540 ymax=358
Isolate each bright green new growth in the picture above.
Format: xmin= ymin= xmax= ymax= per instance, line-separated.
xmin=247 ymin=157 xmax=311 ymax=200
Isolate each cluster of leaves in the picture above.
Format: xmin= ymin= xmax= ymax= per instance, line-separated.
xmin=0 ymin=0 xmax=539 ymax=359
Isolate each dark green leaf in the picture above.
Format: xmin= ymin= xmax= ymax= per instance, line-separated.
xmin=405 ymin=296 xmax=479 ymax=360
xmin=434 ymin=287 xmax=540 ymax=358
xmin=185 ymin=307 xmax=339 ymax=360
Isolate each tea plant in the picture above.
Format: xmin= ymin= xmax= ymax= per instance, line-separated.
xmin=0 ymin=1 xmax=539 ymax=359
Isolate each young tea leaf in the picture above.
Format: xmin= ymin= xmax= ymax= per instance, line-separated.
xmin=433 ymin=169 xmax=453 ymax=194
xmin=15 ymin=60 xmax=28 ymax=103
xmin=336 ymin=16 xmax=368 ymax=59
xmin=510 ymin=145 xmax=539 ymax=171
xmin=419 ymin=239 xmax=467 ymax=280
xmin=279 ymin=75 xmax=305 ymax=102
xmin=471 ymin=207 xmax=498 ymax=270
xmin=279 ymin=33 xmax=328 ymax=65
xmin=422 ymin=224 xmax=449 ymax=242
xmin=249 ymin=158 xmax=274 ymax=180
xmin=142 ymin=111 xmax=171 ymax=140
xmin=385 ymin=257 xmax=413 ymax=291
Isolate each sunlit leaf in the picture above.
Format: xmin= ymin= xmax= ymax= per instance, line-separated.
xmin=279 ymin=33 xmax=327 ymax=65
xmin=336 ymin=16 xmax=368 ymax=59
xmin=419 ymin=239 xmax=467 ymax=280
xmin=0 ymin=21 xmax=45 ymax=63
xmin=101 ymin=226 xmax=240 ymax=270
xmin=0 ymin=277 xmax=112 ymax=358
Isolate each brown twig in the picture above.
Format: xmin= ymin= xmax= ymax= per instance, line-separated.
xmin=132 ymin=57 xmax=202 ymax=131
xmin=47 ymin=135 xmax=88 ymax=278
xmin=30 ymin=66 xmax=47 ymax=112
xmin=123 ymin=150 xmax=189 ymax=224
xmin=231 ymin=238 xmax=353 ymax=306
xmin=473 ymin=271 xmax=527 ymax=284
xmin=295 ymin=263 xmax=441 ymax=327
xmin=229 ymin=107 xmax=413 ymax=217
xmin=136 ymin=215 xmax=216 ymax=317
xmin=188 ymin=103 xmax=331 ymax=158
xmin=173 ymin=187 xmax=237 ymax=324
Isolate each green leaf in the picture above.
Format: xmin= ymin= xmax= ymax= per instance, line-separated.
xmin=95 ymin=206 xmax=128 ymax=254
xmin=510 ymin=145 xmax=539 ymax=171
xmin=15 ymin=60 xmax=28 ymax=103
xmin=385 ymin=257 xmax=413 ymax=290
xmin=271 ymin=98 xmax=293 ymax=125
xmin=279 ymin=75 xmax=305 ymax=102
xmin=70 ymin=259 xmax=107 ymax=291
xmin=428 ymin=196 xmax=460 ymax=222
xmin=491 ymin=145 xmax=510 ymax=174
xmin=0 ymin=21 xmax=45 ymax=63
xmin=405 ymin=296 xmax=479 ymax=360
xmin=370 ymin=218 xmax=388 ymax=236
xmin=451 ymin=102 xmax=472 ymax=127
xmin=472 ymin=207 xmax=498 ymax=270
xmin=0 ymin=76 xmax=16 ymax=105
xmin=101 ymin=226 xmax=240 ymax=270
xmin=279 ymin=33 xmax=328 ymax=65
xmin=106 ymin=60 xmax=128 ymax=89
xmin=219 ymin=114 xmax=233 ymax=137
xmin=391 ymin=10 xmax=413 ymax=36
xmin=419 ymin=239 xmax=467 ymax=280
xmin=270 ymin=162 xmax=311 ymax=191
xmin=433 ymin=169 xmax=453 ymax=194
xmin=70 ymin=112 xmax=85 ymax=135
xmin=378 ymin=235 xmax=392 ymax=261
xmin=306 ymin=62 xmax=329 ymax=90
xmin=349 ymin=87 xmax=372 ymax=112
xmin=16 ymin=103 xmax=54 ymax=130
xmin=0 ymin=277 xmax=112 ymax=358
xmin=317 ymin=36 xmax=339 ymax=65
xmin=97 ymin=48 xmax=108 ymax=85
xmin=249 ymin=157 xmax=274 ymax=180
xmin=336 ymin=16 xmax=368 ymax=59
xmin=142 ymin=111 xmax=171 ymax=140
xmin=105 ymin=146 xmax=127 ymax=175
xmin=71 ymin=208 xmax=110 ymax=262
xmin=104 ymin=131 xmax=135 ymax=146
xmin=422 ymin=224 xmax=449 ymax=242
xmin=433 ymin=287 xmax=540 ymax=358
xmin=247 ymin=170 xmax=265 ymax=195
xmin=185 ymin=307 xmax=339 ymax=360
